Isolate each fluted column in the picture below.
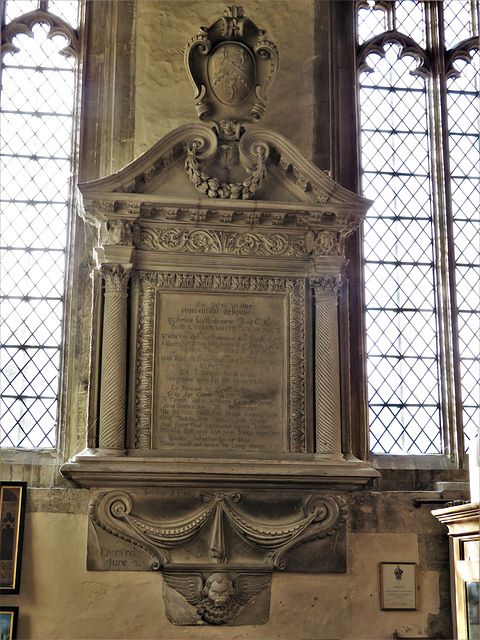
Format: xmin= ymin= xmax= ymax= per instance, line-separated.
xmin=98 ymin=263 xmax=131 ymax=452
xmin=312 ymin=275 xmax=343 ymax=459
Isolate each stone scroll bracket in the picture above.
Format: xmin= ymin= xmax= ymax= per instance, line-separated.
xmin=87 ymin=489 xmax=348 ymax=575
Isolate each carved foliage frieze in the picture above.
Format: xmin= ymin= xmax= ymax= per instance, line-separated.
xmin=136 ymin=227 xmax=310 ymax=257
xmin=135 ymin=273 xmax=306 ymax=452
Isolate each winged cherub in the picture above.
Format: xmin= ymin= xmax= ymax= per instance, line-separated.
xmin=163 ymin=571 xmax=270 ymax=625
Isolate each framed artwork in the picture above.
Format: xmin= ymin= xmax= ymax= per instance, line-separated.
xmin=380 ymin=562 xmax=418 ymax=610
xmin=0 ymin=482 xmax=27 ymax=594
xmin=0 ymin=606 xmax=19 ymax=640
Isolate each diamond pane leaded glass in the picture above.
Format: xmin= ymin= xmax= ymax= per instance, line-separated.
xmin=358 ymin=2 xmax=388 ymax=44
xmin=443 ymin=0 xmax=477 ymax=49
xmin=0 ymin=16 xmax=76 ymax=448
xmin=447 ymin=51 xmax=480 ymax=453
xmin=359 ymin=1 xmax=480 ymax=459
xmin=359 ymin=41 xmax=442 ymax=454
xmin=4 ymin=1 xmax=79 ymax=28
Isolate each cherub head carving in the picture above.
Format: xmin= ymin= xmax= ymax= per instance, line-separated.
xmin=162 ymin=570 xmax=271 ymax=625
xmin=202 ymin=572 xmax=235 ymax=606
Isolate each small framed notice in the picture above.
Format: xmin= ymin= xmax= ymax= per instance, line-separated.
xmin=380 ymin=562 xmax=418 ymax=610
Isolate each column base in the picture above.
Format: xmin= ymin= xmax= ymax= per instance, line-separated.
xmin=91 ymin=447 xmax=127 ymax=457
xmin=313 ymin=452 xmax=345 ymax=462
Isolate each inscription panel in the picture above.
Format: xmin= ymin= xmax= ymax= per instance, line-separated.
xmin=153 ymin=292 xmax=287 ymax=452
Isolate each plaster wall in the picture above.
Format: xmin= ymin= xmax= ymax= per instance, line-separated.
xmin=0 ymin=489 xmax=452 ymax=639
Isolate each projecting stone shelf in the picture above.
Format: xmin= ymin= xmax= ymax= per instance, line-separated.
xmin=61 ymin=451 xmax=378 ymax=489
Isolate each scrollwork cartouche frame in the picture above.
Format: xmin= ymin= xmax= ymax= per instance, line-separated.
xmin=134 ymin=273 xmax=307 ymax=453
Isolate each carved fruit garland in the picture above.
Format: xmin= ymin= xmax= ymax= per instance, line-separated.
xmin=185 ymin=139 xmax=267 ymax=199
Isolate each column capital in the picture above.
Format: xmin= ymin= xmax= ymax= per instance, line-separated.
xmin=311 ymin=275 xmax=343 ymax=298
xmin=99 ymin=263 xmax=132 ymax=292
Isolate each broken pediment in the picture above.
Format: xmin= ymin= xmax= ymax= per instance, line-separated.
xmin=79 ymin=123 xmax=370 ymax=221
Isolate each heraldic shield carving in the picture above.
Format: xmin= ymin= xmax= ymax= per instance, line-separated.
xmin=185 ymin=5 xmax=279 ymax=139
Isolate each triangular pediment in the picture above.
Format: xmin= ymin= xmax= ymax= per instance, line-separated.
xmin=79 ymin=124 xmax=371 ymax=214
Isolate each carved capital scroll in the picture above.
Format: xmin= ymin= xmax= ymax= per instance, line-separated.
xmin=97 ymin=264 xmax=132 ymax=450
xmin=100 ymin=263 xmax=131 ymax=294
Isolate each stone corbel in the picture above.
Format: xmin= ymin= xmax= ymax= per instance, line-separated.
xmin=89 ymin=490 xmax=347 ymax=571
xmin=95 ymin=219 xmax=134 ymax=266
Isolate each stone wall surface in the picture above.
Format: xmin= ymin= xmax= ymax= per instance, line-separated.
xmin=0 ymin=489 xmax=452 ymax=639
xmin=134 ymin=1 xmax=315 ymax=158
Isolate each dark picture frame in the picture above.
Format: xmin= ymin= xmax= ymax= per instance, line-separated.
xmin=0 ymin=482 xmax=27 ymax=594
xmin=380 ymin=562 xmax=418 ymax=610
xmin=0 ymin=606 xmax=19 ymax=640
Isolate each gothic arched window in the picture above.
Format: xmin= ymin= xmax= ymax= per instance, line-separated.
xmin=0 ymin=1 xmax=79 ymax=447
xmin=357 ymin=0 xmax=479 ymax=460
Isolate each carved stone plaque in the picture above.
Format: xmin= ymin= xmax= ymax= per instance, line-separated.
xmin=153 ymin=292 xmax=286 ymax=453
xmin=135 ymin=273 xmax=308 ymax=453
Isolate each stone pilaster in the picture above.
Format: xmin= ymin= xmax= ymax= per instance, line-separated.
xmin=312 ymin=276 xmax=343 ymax=458
xmin=97 ymin=263 xmax=131 ymax=451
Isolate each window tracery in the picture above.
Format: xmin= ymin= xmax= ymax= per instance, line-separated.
xmin=0 ymin=0 xmax=79 ymax=448
xmin=357 ymin=0 xmax=479 ymax=458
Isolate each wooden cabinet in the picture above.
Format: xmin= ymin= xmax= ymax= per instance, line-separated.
xmin=433 ymin=503 xmax=479 ymax=640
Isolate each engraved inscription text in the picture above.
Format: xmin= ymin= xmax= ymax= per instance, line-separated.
xmin=153 ymin=292 xmax=286 ymax=452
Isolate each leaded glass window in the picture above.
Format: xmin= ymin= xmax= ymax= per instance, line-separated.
xmin=0 ymin=1 xmax=79 ymax=447
xmin=357 ymin=0 xmax=479 ymax=458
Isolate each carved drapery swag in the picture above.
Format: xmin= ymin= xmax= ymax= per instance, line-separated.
xmin=90 ymin=490 xmax=347 ymax=571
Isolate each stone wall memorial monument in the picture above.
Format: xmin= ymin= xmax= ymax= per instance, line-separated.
xmin=61 ymin=6 xmax=378 ymax=626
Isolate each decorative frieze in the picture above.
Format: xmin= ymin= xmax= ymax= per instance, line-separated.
xmin=136 ymin=228 xmax=310 ymax=257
